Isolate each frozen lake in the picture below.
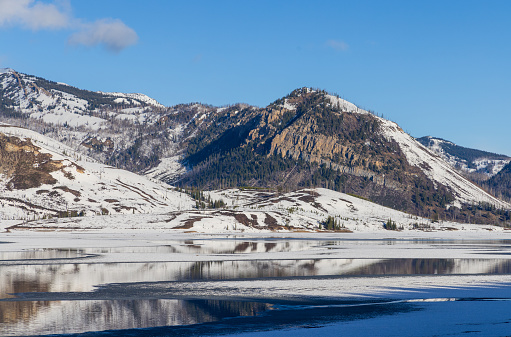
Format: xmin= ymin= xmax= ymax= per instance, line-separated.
xmin=1 ymin=231 xmax=511 ymax=336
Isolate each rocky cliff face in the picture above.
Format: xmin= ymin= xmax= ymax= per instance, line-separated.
xmin=0 ymin=130 xmax=61 ymax=189
xmin=179 ymin=88 xmax=509 ymax=222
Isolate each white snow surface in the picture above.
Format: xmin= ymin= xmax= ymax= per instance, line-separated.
xmin=0 ymin=68 xmax=14 ymax=75
xmin=30 ymin=110 xmax=106 ymax=130
xmin=99 ymin=91 xmax=166 ymax=108
xmin=3 ymin=183 xmax=507 ymax=234
xmin=0 ymin=125 xmax=194 ymax=220
xmin=144 ymin=155 xmax=186 ymax=182
xmin=282 ymin=99 xmax=297 ymax=111
xmin=474 ymin=158 xmax=510 ymax=175
xmin=326 ymin=94 xmax=369 ymax=114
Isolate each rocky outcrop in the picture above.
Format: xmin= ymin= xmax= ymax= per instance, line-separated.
xmin=0 ymin=133 xmax=60 ymax=189
xmin=81 ymin=137 xmax=114 ymax=153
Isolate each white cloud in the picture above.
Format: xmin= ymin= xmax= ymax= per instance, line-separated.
xmin=326 ymin=39 xmax=349 ymax=52
xmin=68 ymin=19 xmax=138 ymax=53
xmin=0 ymin=0 xmax=138 ymax=52
xmin=0 ymin=0 xmax=70 ymax=30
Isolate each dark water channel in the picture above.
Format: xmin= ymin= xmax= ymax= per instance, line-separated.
xmin=1 ymin=239 xmax=511 ymax=336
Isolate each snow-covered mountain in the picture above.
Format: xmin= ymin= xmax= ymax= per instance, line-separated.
xmin=0 ymin=68 xmax=165 ymax=128
xmin=0 ymin=70 xmax=509 ymax=224
xmin=0 ymin=123 xmax=509 ymax=230
xmin=0 ymin=124 xmax=194 ymax=221
xmin=177 ymin=88 xmax=510 ymax=213
xmin=416 ymin=136 xmax=510 ymax=178
xmin=0 ymin=68 xmax=188 ymax=174
xmin=326 ymin=95 xmax=509 ymax=209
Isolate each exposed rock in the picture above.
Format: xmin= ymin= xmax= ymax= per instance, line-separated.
xmin=0 ymin=133 xmax=59 ymax=189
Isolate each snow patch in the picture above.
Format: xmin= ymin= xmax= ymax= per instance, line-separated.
xmin=0 ymin=68 xmax=14 ymax=75
xmin=100 ymin=91 xmax=165 ymax=108
xmin=326 ymin=94 xmax=369 ymax=114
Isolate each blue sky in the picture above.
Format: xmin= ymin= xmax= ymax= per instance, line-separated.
xmin=0 ymin=0 xmax=510 ymax=155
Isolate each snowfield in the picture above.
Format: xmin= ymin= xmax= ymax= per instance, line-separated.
xmin=0 ymin=125 xmax=194 ymax=220
xmin=2 ymin=186 xmax=508 ymax=234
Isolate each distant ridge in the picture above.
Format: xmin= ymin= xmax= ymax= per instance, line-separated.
xmin=416 ymin=136 xmax=510 ymax=177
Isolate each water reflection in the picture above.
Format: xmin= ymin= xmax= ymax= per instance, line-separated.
xmin=2 ymin=239 xmax=511 ymax=263
xmin=0 ymin=248 xmax=94 ymax=263
xmin=96 ymin=238 xmax=511 ymax=255
xmin=0 ymin=299 xmax=272 ymax=336
xmin=2 ymin=238 xmax=511 ymax=336
xmin=0 ymin=259 xmax=378 ymax=298
xmin=87 ymin=239 xmax=333 ymax=255
xmin=2 ymin=258 xmax=511 ymax=301
xmin=0 ymin=240 xmax=327 ymax=262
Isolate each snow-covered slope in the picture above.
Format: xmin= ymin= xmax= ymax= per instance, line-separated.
xmin=99 ymin=91 xmax=166 ymax=109
xmin=378 ymin=118 xmax=509 ymax=208
xmin=322 ymin=91 xmax=509 ymax=209
xmin=0 ymin=125 xmax=194 ymax=221
xmin=6 ymin=187 xmax=505 ymax=233
xmin=0 ymin=68 xmax=190 ymax=179
xmin=0 ymin=68 xmax=165 ymax=130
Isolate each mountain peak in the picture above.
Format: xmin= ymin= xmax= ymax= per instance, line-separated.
xmin=0 ymin=68 xmax=14 ymax=75
xmin=270 ymin=87 xmax=367 ymax=116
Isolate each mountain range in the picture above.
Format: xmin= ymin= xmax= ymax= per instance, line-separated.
xmin=416 ymin=136 xmax=510 ymax=178
xmin=417 ymin=136 xmax=511 ymax=202
xmin=0 ymin=68 xmax=509 ymax=227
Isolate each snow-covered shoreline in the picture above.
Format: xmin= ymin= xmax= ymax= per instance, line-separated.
xmin=2 ymin=228 xmax=511 ymax=274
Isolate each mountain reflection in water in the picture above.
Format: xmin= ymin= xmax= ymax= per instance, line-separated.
xmin=2 ymin=238 xmax=511 ymax=336
xmin=0 ymin=299 xmax=272 ymax=336
xmin=3 ymin=258 xmax=511 ymax=300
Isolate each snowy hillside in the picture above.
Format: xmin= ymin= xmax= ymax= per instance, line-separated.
xmin=5 ymin=187 xmax=505 ymax=233
xmin=417 ymin=136 xmax=510 ymax=177
xmin=0 ymin=68 xmax=192 ymax=177
xmin=377 ymin=119 xmax=509 ymax=208
xmin=0 ymin=68 xmax=165 ymax=130
xmin=99 ymin=91 xmax=166 ymax=109
xmin=324 ymin=91 xmax=510 ymax=209
xmin=0 ymin=125 xmax=194 ymax=221
xmin=0 ymin=123 xmax=507 ymax=232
